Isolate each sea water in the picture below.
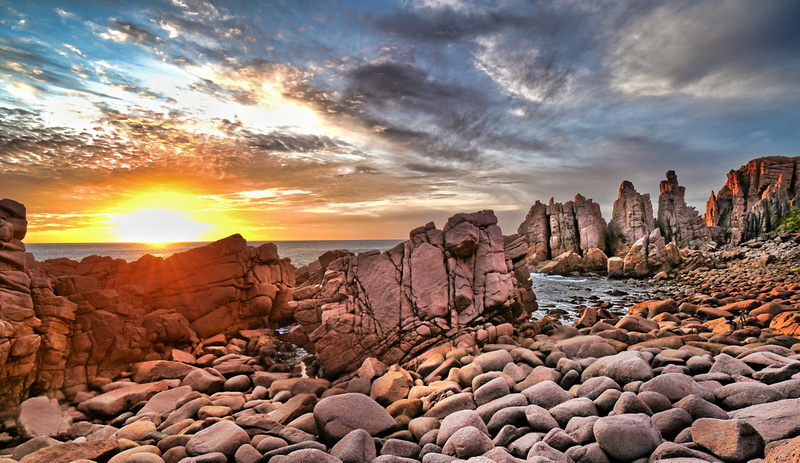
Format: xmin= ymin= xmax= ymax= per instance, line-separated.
xmin=25 ymin=240 xmax=404 ymax=267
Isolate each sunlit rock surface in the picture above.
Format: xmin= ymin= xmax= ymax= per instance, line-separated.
xmin=0 ymin=200 xmax=295 ymax=411
xmin=705 ymin=156 xmax=800 ymax=243
xmin=291 ymin=210 xmax=536 ymax=377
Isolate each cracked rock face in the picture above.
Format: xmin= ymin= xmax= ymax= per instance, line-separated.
xmin=657 ymin=170 xmax=712 ymax=249
xmin=705 ymin=156 xmax=800 ymax=244
xmin=517 ymin=195 xmax=609 ymax=266
xmin=291 ymin=211 xmax=536 ymax=378
xmin=609 ymin=181 xmax=655 ymax=257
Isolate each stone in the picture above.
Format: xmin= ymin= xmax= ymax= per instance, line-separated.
xmin=692 ymin=418 xmax=764 ymax=462
xmin=728 ymin=398 xmax=800 ymax=443
xmin=436 ymin=410 xmax=488 ymax=447
xmin=673 ymin=395 xmax=728 ymax=421
xmin=472 ymin=350 xmax=514 ymax=372
xmin=271 ymin=448 xmax=342 ymax=462
xmin=185 ymin=420 xmax=250 ymax=459
xmin=713 ymin=381 xmax=785 ymax=409
xmin=11 ymin=436 xmax=61 ymax=461
xmin=371 ymin=368 xmax=413 ymax=406
xmin=593 ymin=414 xmax=662 ymax=462
xmin=555 ymin=335 xmax=615 ymax=359
xmin=16 ymin=396 xmax=71 ymax=439
xmin=640 ymin=373 xmax=714 ymax=403
xmin=708 ymin=354 xmax=755 ymax=377
xmin=763 ymin=435 xmax=800 ymax=463
xmin=521 ymin=380 xmax=574 ymax=409
xmin=116 ymin=420 xmax=157 ymax=441
xmin=576 ymin=376 xmax=621 ymax=401
xmin=132 ymin=360 xmax=198 ymax=383
xmin=525 ymin=404 xmax=560 ymax=433
xmin=549 ymin=398 xmax=598 ymax=428
xmin=705 ymin=156 xmax=800 ymax=243
xmin=380 ymin=439 xmax=421 ymax=459
xmin=17 ymin=438 xmax=119 ymax=463
xmin=314 ymin=393 xmax=395 ymax=443
xmin=441 ymin=426 xmax=494 ymax=459
xmin=78 ymin=381 xmax=169 ymax=418
xmin=330 ymin=428 xmax=377 ymax=463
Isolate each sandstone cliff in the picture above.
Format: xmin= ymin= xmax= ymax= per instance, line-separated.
xmin=705 ymin=156 xmax=800 ymax=243
xmin=291 ymin=211 xmax=536 ymax=377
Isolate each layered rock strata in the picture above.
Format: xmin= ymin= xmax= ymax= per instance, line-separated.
xmin=705 ymin=156 xmax=800 ymax=244
xmin=0 ymin=199 xmax=39 ymax=413
xmin=291 ymin=211 xmax=536 ymax=377
xmin=657 ymin=170 xmax=712 ymax=249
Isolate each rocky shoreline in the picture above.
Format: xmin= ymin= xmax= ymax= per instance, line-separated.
xmin=3 ymin=155 xmax=800 ymax=462
xmin=2 ymin=236 xmax=800 ymax=462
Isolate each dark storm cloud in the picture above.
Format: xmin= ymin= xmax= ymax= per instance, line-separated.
xmin=609 ymin=0 xmax=800 ymax=97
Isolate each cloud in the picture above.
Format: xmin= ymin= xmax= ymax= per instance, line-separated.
xmin=608 ymin=0 xmax=800 ymax=99
xmin=97 ymin=18 xmax=163 ymax=44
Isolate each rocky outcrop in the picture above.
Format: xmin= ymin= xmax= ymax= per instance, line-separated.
xmin=0 ymin=198 xmax=297 ymax=411
xmin=617 ymin=228 xmax=681 ymax=278
xmin=29 ymin=235 xmax=295 ymax=397
xmin=0 ymin=199 xmax=40 ymax=412
xmin=608 ymin=181 xmax=655 ymax=256
xmin=657 ymin=170 xmax=712 ymax=249
xmin=291 ymin=211 xmax=535 ymax=377
xmin=517 ymin=195 xmax=609 ymax=267
xmin=705 ymin=156 xmax=800 ymax=244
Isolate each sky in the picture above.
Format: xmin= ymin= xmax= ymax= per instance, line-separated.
xmin=1 ymin=0 xmax=799 ymax=243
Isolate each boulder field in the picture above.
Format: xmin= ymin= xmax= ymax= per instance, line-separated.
xmin=4 ymin=223 xmax=800 ymax=461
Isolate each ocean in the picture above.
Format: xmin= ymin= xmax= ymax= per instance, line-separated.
xmin=25 ymin=240 xmax=405 ymax=268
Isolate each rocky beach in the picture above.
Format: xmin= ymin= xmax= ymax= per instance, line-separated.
xmin=3 ymin=156 xmax=800 ymax=463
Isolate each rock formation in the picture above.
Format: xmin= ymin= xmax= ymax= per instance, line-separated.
xmin=0 ymin=199 xmax=297 ymax=411
xmin=517 ymin=195 xmax=609 ymax=267
xmin=618 ymin=228 xmax=681 ymax=278
xmin=705 ymin=156 xmax=800 ymax=243
xmin=608 ymin=181 xmax=655 ymax=256
xmin=657 ymin=170 xmax=712 ymax=249
xmin=291 ymin=211 xmax=536 ymax=377
xmin=0 ymin=199 xmax=39 ymax=412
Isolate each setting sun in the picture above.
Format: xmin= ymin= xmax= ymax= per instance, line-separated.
xmin=110 ymin=209 xmax=211 ymax=243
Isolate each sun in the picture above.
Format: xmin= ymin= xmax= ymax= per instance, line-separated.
xmin=110 ymin=209 xmax=211 ymax=243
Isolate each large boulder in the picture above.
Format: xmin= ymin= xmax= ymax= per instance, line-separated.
xmin=313 ymin=393 xmax=395 ymax=443
xmin=292 ymin=211 xmax=533 ymax=377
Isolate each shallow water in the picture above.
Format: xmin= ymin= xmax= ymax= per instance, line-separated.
xmin=529 ymin=273 xmax=665 ymax=324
